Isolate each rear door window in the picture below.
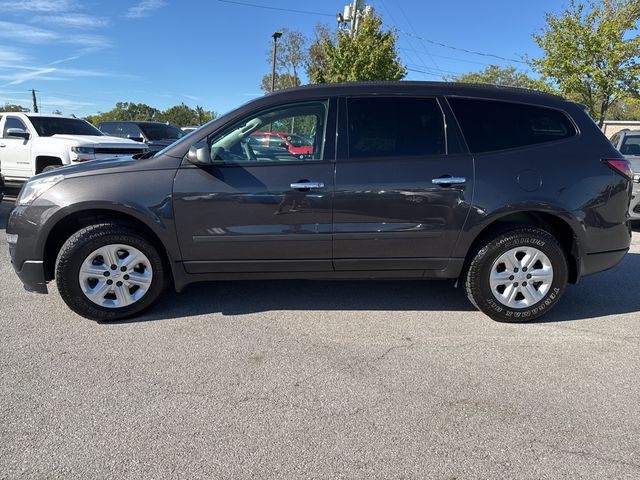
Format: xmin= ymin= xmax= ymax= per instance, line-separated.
xmin=447 ymin=97 xmax=576 ymax=153
xmin=346 ymin=97 xmax=446 ymax=159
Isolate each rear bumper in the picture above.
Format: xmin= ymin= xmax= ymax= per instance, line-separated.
xmin=580 ymin=248 xmax=629 ymax=278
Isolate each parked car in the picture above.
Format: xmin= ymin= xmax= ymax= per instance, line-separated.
xmin=608 ymin=129 xmax=640 ymax=222
xmin=7 ymin=82 xmax=633 ymax=322
xmin=98 ymin=121 xmax=185 ymax=153
xmin=0 ymin=113 xmax=148 ymax=183
xmin=250 ymin=131 xmax=314 ymax=158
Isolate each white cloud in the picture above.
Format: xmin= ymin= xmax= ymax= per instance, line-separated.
xmin=125 ymin=0 xmax=167 ymax=19
xmin=32 ymin=14 xmax=109 ymax=29
xmin=0 ymin=46 xmax=30 ymax=64
xmin=0 ymin=0 xmax=75 ymax=12
xmin=0 ymin=21 xmax=109 ymax=48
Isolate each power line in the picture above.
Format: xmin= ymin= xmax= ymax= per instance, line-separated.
xmin=393 ymin=28 xmax=529 ymax=65
xmin=214 ymin=0 xmax=334 ymax=17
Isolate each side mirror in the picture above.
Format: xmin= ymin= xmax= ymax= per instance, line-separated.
xmin=6 ymin=128 xmax=30 ymax=140
xmin=186 ymin=141 xmax=211 ymax=165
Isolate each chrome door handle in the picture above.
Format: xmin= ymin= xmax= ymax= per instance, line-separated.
xmin=290 ymin=182 xmax=324 ymax=190
xmin=0 ymin=144 xmax=6 ymax=147
xmin=432 ymin=177 xmax=466 ymax=185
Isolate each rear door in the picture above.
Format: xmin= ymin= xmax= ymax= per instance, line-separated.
xmin=332 ymin=96 xmax=474 ymax=272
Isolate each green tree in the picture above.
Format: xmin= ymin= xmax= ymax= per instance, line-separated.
xmin=454 ymin=65 xmax=556 ymax=93
xmin=307 ymin=9 xmax=406 ymax=83
xmin=85 ymin=102 xmax=161 ymax=124
xmin=158 ymin=103 xmax=217 ymax=126
xmin=532 ymin=0 xmax=640 ymax=126
xmin=1 ymin=103 xmax=25 ymax=112
xmin=260 ymin=72 xmax=301 ymax=93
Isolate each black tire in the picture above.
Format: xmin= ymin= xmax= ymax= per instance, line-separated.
xmin=55 ymin=223 xmax=166 ymax=321
xmin=41 ymin=164 xmax=61 ymax=173
xmin=462 ymin=227 xmax=568 ymax=323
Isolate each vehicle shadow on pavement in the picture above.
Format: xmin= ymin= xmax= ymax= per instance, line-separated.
xmin=127 ymin=252 xmax=640 ymax=324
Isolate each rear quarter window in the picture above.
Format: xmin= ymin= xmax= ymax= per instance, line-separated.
xmin=448 ymin=97 xmax=576 ymax=153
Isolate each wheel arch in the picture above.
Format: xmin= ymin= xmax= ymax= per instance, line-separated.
xmin=35 ymin=156 xmax=63 ymax=174
xmin=42 ymin=208 xmax=174 ymax=287
xmin=462 ymin=210 xmax=581 ymax=284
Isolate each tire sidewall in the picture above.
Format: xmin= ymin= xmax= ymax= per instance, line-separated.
xmin=57 ymin=228 xmax=165 ymax=321
xmin=473 ymin=230 xmax=567 ymax=322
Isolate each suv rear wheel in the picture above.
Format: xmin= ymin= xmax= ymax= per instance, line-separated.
xmin=55 ymin=223 xmax=166 ymax=321
xmin=463 ymin=227 xmax=568 ymax=322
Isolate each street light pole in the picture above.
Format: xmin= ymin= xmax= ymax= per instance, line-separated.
xmin=271 ymin=31 xmax=282 ymax=93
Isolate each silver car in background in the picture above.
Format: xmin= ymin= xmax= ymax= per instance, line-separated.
xmin=609 ymin=129 xmax=640 ymax=222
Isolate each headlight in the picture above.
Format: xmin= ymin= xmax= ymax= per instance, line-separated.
xmin=16 ymin=175 xmax=64 ymax=205
xmin=70 ymin=146 xmax=95 ymax=155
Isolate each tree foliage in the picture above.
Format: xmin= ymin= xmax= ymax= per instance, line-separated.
xmin=307 ymin=9 xmax=406 ymax=83
xmin=1 ymin=103 xmax=25 ymax=112
xmin=454 ymin=65 xmax=556 ymax=93
xmin=85 ymin=102 xmax=217 ymax=127
xmin=261 ymin=29 xmax=307 ymax=93
xmin=532 ymin=0 xmax=640 ymax=125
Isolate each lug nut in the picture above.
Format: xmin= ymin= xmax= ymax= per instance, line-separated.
xmin=522 ymin=267 xmax=527 ymax=272
xmin=509 ymin=275 xmax=514 ymax=280
xmin=514 ymin=282 xmax=519 ymax=287
xmin=522 ymin=281 xmax=527 ymax=286
xmin=103 ymin=271 xmax=110 ymax=277
xmin=527 ymin=274 xmax=532 ymax=279
xmin=116 ymin=281 xmax=123 ymax=287
xmin=111 ymin=264 xmax=117 ymax=270
xmin=121 ymin=266 xmax=127 ymax=272
xmin=123 ymin=274 xmax=130 ymax=280
xmin=106 ymin=279 xmax=113 ymax=285
xmin=514 ymin=268 xmax=519 ymax=273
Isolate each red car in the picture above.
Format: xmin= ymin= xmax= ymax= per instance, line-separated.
xmin=250 ymin=131 xmax=313 ymax=156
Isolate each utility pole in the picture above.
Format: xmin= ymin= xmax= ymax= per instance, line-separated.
xmin=31 ymin=89 xmax=39 ymax=113
xmin=271 ymin=31 xmax=282 ymax=93
xmin=336 ymin=0 xmax=370 ymax=35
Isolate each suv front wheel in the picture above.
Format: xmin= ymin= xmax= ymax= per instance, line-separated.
xmin=463 ymin=227 xmax=568 ymax=322
xmin=55 ymin=223 xmax=166 ymax=321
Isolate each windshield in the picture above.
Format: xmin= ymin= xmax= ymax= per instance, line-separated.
xmin=29 ymin=117 xmax=103 ymax=137
xmin=138 ymin=123 xmax=185 ymax=141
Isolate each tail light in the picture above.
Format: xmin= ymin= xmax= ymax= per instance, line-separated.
xmin=603 ymin=158 xmax=633 ymax=180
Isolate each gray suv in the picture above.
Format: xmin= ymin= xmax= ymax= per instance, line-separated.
xmin=6 ymin=82 xmax=634 ymax=322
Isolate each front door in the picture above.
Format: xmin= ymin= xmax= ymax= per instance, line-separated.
xmin=333 ymin=96 xmax=474 ymax=272
xmin=173 ymin=99 xmax=336 ymax=274
xmin=0 ymin=116 xmax=32 ymax=180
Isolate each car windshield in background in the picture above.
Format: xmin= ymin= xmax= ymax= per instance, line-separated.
xmin=139 ymin=123 xmax=185 ymax=141
xmin=29 ymin=117 xmax=104 ymax=137
xmin=285 ymin=134 xmax=312 ymax=147
xmin=620 ymin=135 xmax=640 ymax=156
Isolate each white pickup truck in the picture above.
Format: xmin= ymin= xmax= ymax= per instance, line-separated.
xmin=0 ymin=113 xmax=149 ymax=183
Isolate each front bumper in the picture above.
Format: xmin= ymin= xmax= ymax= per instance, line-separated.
xmin=8 ymin=233 xmax=48 ymax=293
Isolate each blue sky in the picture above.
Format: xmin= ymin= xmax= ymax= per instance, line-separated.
xmin=0 ymin=0 xmax=561 ymax=117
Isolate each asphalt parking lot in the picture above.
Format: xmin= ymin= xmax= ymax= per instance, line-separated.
xmin=1 ymin=196 xmax=639 ymax=479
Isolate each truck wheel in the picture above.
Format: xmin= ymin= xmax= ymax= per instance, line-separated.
xmin=55 ymin=223 xmax=166 ymax=321
xmin=462 ymin=227 xmax=568 ymax=322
